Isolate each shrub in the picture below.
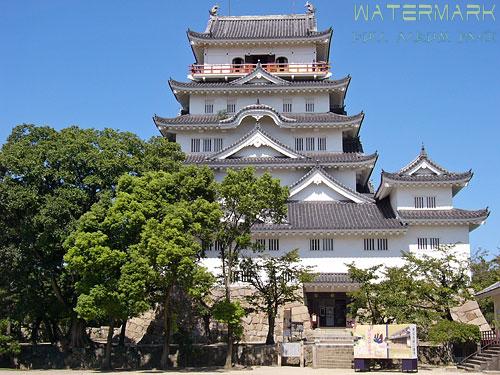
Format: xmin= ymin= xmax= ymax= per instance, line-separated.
xmin=428 ymin=320 xmax=481 ymax=345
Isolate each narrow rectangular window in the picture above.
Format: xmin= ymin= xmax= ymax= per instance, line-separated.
xmin=305 ymin=98 xmax=315 ymax=112
xmin=322 ymin=238 xmax=334 ymax=251
xmin=364 ymin=238 xmax=375 ymax=251
xmin=190 ymin=138 xmax=200 ymax=153
xmin=295 ymin=137 xmax=304 ymax=151
xmin=414 ymin=196 xmax=424 ymax=209
xmin=309 ymin=238 xmax=320 ymax=251
xmin=283 ymin=98 xmax=292 ymax=113
xmin=429 ymin=238 xmax=440 ymax=250
xmin=305 ymin=137 xmax=315 ymax=151
xmin=204 ymin=99 xmax=214 ymax=114
xmin=417 ymin=238 xmax=428 ymax=250
xmin=427 ymin=196 xmax=436 ymax=208
xmin=318 ymin=137 xmax=327 ymax=151
xmin=268 ymin=239 xmax=280 ymax=251
xmin=214 ymin=138 xmax=223 ymax=152
xmin=377 ymin=238 xmax=388 ymax=250
xmin=203 ymin=138 xmax=212 ymax=152
xmin=226 ymin=98 xmax=236 ymax=114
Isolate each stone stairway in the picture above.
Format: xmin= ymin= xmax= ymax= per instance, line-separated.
xmin=457 ymin=345 xmax=500 ymax=372
xmin=311 ymin=328 xmax=354 ymax=369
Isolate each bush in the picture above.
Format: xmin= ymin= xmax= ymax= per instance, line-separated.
xmin=428 ymin=320 xmax=481 ymax=345
xmin=212 ymin=299 xmax=246 ymax=340
xmin=0 ymin=320 xmax=20 ymax=356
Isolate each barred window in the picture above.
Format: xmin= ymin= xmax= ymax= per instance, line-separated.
xmin=295 ymin=137 xmax=304 ymax=151
xmin=283 ymin=98 xmax=292 ymax=113
xmin=205 ymin=241 xmax=222 ymax=252
xmin=305 ymin=98 xmax=315 ymax=112
xmin=232 ymin=270 xmax=251 ymax=283
xmin=377 ymin=238 xmax=388 ymax=250
xmin=310 ymin=238 xmax=321 ymax=251
xmin=318 ymin=137 xmax=327 ymax=151
xmin=414 ymin=196 xmax=424 ymax=209
xmin=255 ymin=239 xmax=266 ymax=250
xmin=190 ymin=138 xmax=200 ymax=153
xmin=203 ymin=138 xmax=212 ymax=152
xmin=204 ymin=99 xmax=214 ymax=114
xmin=268 ymin=238 xmax=280 ymax=251
xmin=214 ymin=138 xmax=223 ymax=152
xmin=417 ymin=238 xmax=428 ymax=250
xmin=364 ymin=238 xmax=375 ymax=251
xmin=305 ymin=137 xmax=315 ymax=151
xmin=322 ymin=238 xmax=334 ymax=251
xmin=427 ymin=196 xmax=436 ymax=208
xmin=429 ymin=238 xmax=440 ymax=249
xmin=226 ymin=98 xmax=236 ymax=114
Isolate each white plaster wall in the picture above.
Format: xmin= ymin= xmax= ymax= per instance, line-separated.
xmin=390 ymin=186 xmax=453 ymax=210
xmin=291 ymin=183 xmax=351 ymax=202
xmin=201 ymin=225 xmax=471 ymax=275
xmin=204 ymin=45 xmax=318 ymax=65
xmin=189 ymin=93 xmax=330 ymax=114
xmin=175 ymin=117 xmax=344 ymax=154
xmin=327 ymin=169 xmax=357 ymax=190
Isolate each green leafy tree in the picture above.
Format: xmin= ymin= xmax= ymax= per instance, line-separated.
xmin=348 ymin=246 xmax=472 ymax=337
xmin=213 ymin=168 xmax=289 ymax=367
xmin=64 ymin=231 xmax=152 ymax=370
xmin=0 ymin=319 xmax=20 ymax=357
xmin=239 ymin=250 xmax=313 ymax=344
xmin=0 ymin=124 xmax=183 ymax=347
xmin=428 ymin=320 xmax=481 ymax=345
xmin=471 ymin=249 xmax=500 ymax=324
xmin=188 ymin=267 xmax=218 ymax=342
xmin=212 ymin=300 xmax=246 ymax=343
xmin=66 ymin=169 xmax=221 ymax=368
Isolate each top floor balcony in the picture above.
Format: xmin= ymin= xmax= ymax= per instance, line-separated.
xmin=189 ymin=62 xmax=330 ymax=81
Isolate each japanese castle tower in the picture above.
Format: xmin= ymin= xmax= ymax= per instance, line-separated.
xmin=154 ymin=4 xmax=489 ymax=329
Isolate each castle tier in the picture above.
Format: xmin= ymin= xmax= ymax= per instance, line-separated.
xmin=154 ymin=4 xmax=488 ymax=328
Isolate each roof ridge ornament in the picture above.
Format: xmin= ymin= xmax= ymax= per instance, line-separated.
xmin=209 ymin=4 xmax=219 ymax=17
xmin=420 ymin=143 xmax=427 ymax=157
xmin=305 ymin=1 xmax=315 ymax=14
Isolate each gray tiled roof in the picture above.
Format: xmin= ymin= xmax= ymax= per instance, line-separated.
xmin=397 ymin=208 xmax=489 ymax=223
xmin=188 ymin=14 xmax=331 ymax=40
xmin=169 ymin=77 xmax=350 ymax=90
xmin=476 ymin=282 xmax=500 ymax=298
xmin=253 ymin=200 xmax=404 ymax=232
xmin=185 ymin=152 xmax=377 ymax=167
xmin=307 ymin=273 xmax=358 ymax=285
xmin=155 ymin=109 xmax=363 ymax=128
xmin=381 ymin=171 xmax=472 ymax=183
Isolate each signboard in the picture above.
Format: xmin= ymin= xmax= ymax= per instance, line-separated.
xmin=282 ymin=342 xmax=301 ymax=357
xmin=353 ymin=324 xmax=417 ymax=359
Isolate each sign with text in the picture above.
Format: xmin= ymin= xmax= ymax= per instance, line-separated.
xmin=353 ymin=324 xmax=417 ymax=359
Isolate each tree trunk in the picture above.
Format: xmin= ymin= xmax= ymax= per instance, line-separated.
xmin=102 ymin=319 xmax=115 ymax=370
xmin=224 ymin=260 xmax=233 ymax=369
xmin=203 ymin=314 xmax=211 ymax=343
xmin=266 ymin=313 xmax=276 ymax=345
xmin=118 ymin=319 xmax=127 ymax=347
xmin=160 ymin=288 xmax=172 ymax=369
xmin=69 ymin=315 xmax=89 ymax=348
xmin=31 ymin=317 xmax=41 ymax=345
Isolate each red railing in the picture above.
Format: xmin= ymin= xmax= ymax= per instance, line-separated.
xmin=190 ymin=62 xmax=330 ymax=76
xmin=481 ymin=329 xmax=500 ymax=346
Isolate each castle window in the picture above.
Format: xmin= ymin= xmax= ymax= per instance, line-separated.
xmin=305 ymin=137 xmax=315 ymax=151
xmin=318 ymin=137 xmax=327 ymax=151
xmin=268 ymin=238 xmax=280 ymax=251
xmin=377 ymin=238 xmax=388 ymax=250
xmin=204 ymin=99 xmax=214 ymax=114
xmin=226 ymin=98 xmax=236 ymax=114
xmin=283 ymin=98 xmax=292 ymax=113
xmin=309 ymin=238 xmax=320 ymax=251
xmin=295 ymin=137 xmax=304 ymax=151
xmin=232 ymin=57 xmax=244 ymax=72
xmin=429 ymin=237 xmax=440 ymax=249
xmin=417 ymin=238 xmax=428 ymax=250
xmin=214 ymin=138 xmax=223 ymax=152
xmin=203 ymin=138 xmax=212 ymax=152
xmin=414 ymin=196 xmax=424 ymax=209
xmin=305 ymin=98 xmax=315 ymax=112
xmin=276 ymin=56 xmax=288 ymax=71
xmin=322 ymin=238 xmax=334 ymax=251
xmin=190 ymin=138 xmax=200 ymax=153
xmin=363 ymin=238 xmax=375 ymax=251
xmin=427 ymin=196 xmax=436 ymax=208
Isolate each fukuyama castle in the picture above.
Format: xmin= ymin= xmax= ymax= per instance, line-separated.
xmin=154 ymin=3 xmax=489 ymax=329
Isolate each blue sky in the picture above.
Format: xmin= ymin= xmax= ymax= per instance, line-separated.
xmin=1 ymin=0 xmax=498 ymax=254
